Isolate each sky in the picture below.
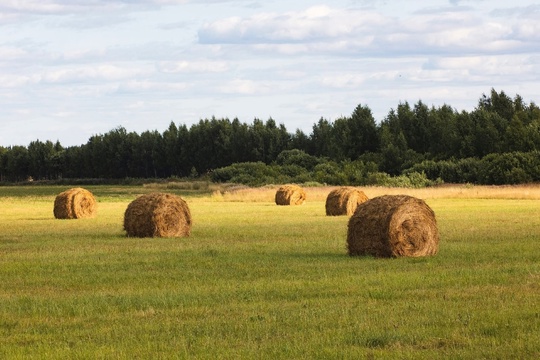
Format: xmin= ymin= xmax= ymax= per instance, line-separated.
xmin=1 ymin=0 xmax=539 ymax=147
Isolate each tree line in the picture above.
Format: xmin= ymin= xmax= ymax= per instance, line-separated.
xmin=1 ymin=89 xmax=540 ymax=185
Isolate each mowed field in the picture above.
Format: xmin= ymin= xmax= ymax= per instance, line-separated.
xmin=0 ymin=184 xmax=539 ymax=359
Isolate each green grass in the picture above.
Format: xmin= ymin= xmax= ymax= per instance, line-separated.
xmin=0 ymin=187 xmax=539 ymax=359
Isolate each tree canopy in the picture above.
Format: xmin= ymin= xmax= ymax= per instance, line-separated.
xmin=2 ymin=89 xmax=540 ymax=185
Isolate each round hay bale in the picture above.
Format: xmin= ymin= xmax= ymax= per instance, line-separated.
xmin=325 ymin=187 xmax=369 ymax=216
xmin=53 ymin=187 xmax=97 ymax=219
xmin=123 ymin=192 xmax=192 ymax=238
xmin=275 ymin=184 xmax=306 ymax=205
xmin=347 ymin=195 xmax=439 ymax=258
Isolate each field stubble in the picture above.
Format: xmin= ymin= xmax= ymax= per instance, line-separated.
xmin=215 ymin=183 xmax=540 ymax=202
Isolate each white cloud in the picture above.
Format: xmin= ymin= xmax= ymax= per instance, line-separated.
xmin=157 ymin=60 xmax=229 ymax=73
xmin=117 ymin=80 xmax=190 ymax=92
xmin=199 ymin=8 xmax=325 ymax=43
xmin=0 ymin=73 xmax=40 ymax=88
xmin=198 ymin=6 xmax=389 ymax=45
xmin=218 ymin=78 xmax=272 ymax=95
xmin=198 ymin=3 xmax=537 ymax=57
xmin=0 ymin=45 xmax=27 ymax=60
xmin=512 ymin=21 xmax=540 ymax=42
xmin=320 ymin=74 xmax=367 ymax=88
xmin=39 ymin=64 xmax=150 ymax=84
xmin=424 ymin=55 xmax=536 ymax=78
xmin=0 ymin=1 xmax=124 ymax=14
xmin=0 ymin=0 xmax=189 ymax=15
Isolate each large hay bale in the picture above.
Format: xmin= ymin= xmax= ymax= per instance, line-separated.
xmin=53 ymin=187 xmax=97 ymax=219
xmin=275 ymin=184 xmax=306 ymax=205
xmin=325 ymin=187 xmax=369 ymax=216
xmin=123 ymin=192 xmax=192 ymax=238
xmin=347 ymin=195 xmax=439 ymax=258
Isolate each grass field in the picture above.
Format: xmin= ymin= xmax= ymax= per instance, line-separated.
xmin=1 ymin=184 xmax=539 ymax=359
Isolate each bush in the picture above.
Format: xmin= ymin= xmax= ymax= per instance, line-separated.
xmin=365 ymin=172 xmax=391 ymax=186
xmin=313 ymin=162 xmax=347 ymax=185
xmin=367 ymin=171 xmax=439 ymax=188
xmin=405 ymin=171 xmax=442 ymax=188
xmin=479 ymin=152 xmax=540 ymax=184
xmin=275 ymin=149 xmax=321 ymax=170
xmin=342 ymin=160 xmax=379 ymax=185
xmin=407 ymin=157 xmax=483 ymax=184
xmin=210 ymin=162 xmax=280 ymax=185
xmin=279 ymin=164 xmax=309 ymax=178
xmin=455 ymin=158 xmax=483 ymax=184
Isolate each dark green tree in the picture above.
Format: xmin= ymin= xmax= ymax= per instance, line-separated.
xmin=0 ymin=146 xmax=7 ymax=181
xmin=478 ymin=88 xmax=515 ymax=122
xmin=27 ymin=140 xmax=56 ymax=179
xmin=230 ymin=118 xmax=254 ymax=163
xmin=455 ymin=111 xmax=476 ymax=158
xmin=310 ymin=118 xmax=334 ymax=157
xmin=163 ymin=122 xmax=180 ymax=176
xmin=289 ymin=129 xmax=310 ymax=152
xmin=4 ymin=146 xmax=30 ymax=181
xmin=425 ymin=104 xmax=460 ymax=159
xmin=471 ymin=109 xmax=506 ymax=156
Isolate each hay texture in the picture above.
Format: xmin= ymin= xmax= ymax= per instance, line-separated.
xmin=275 ymin=184 xmax=306 ymax=205
xmin=123 ymin=192 xmax=192 ymax=238
xmin=325 ymin=187 xmax=369 ymax=216
xmin=347 ymin=195 xmax=439 ymax=258
xmin=53 ymin=187 xmax=97 ymax=219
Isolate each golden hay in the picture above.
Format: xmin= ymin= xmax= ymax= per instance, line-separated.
xmin=123 ymin=192 xmax=192 ymax=238
xmin=275 ymin=184 xmax=306 ymax=205
xmin=325 ymin=187 xmax=369 ymax=216
xmin=53 ymin=187 xmax=97 ymax=219
xmin=347 ymin=195 xmax=439 ymax=258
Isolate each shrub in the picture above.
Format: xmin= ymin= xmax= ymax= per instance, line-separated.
xmin=479 ymin=151 xmax=540 ymax=184
xmin=210 ymin=162 xmax=279 ymax=185
xmin=367 ymin=171 xmax=439 ymax=188
xmin=275 ymin=149 xmax=321 ymax=170
xmin=313 ymin=162 xmax=347 ymax=185
xmin=342 ymin=160 xmax=379 ymax=185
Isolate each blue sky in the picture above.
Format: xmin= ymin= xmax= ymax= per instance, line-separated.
xmin=1 ymin=0 xmax=539 ymax=146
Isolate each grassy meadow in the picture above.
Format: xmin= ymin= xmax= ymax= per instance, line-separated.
xmin=0 ymin=184 xmax=539 ymax=359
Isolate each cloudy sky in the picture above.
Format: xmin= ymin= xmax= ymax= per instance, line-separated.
xmin=1 ymin=0 xmax=539 ymax=147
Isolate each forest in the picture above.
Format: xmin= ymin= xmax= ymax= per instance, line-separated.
xmin=1 ymin=88 xmax=540 ymax=186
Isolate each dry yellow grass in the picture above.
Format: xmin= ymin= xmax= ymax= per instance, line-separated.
xmin=212 ymin=184 xmax=540 ymax=202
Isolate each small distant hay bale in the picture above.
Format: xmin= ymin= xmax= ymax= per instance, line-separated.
xmin=275 ymin=184 xmax=306 ymax=205
xmin=53 ymin=187 xmax=97 ymax=219
xmin=123 ymin=192 xmax=192 ymax=238
xmin=347 ymin=195 xmax=439 ymax=258
xmin=325 ymin=187 xmax=369 ymax=216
